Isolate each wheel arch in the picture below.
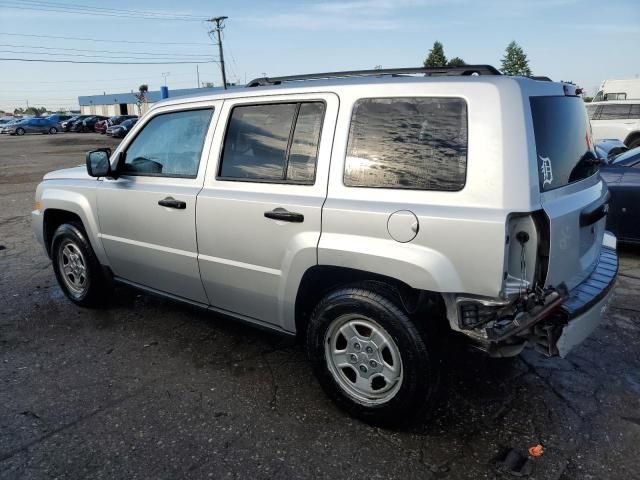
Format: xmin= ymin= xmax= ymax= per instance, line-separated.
xmin=294 ymin=265 xmax=446 ymax=340
xmin=41 ymin=190 xmax=108 ymax=265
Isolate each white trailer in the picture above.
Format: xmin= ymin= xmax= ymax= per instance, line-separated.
xmin=593 ymin=78 xmax=640 ymax=102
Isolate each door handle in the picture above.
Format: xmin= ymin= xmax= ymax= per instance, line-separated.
xmin=158 ymin=197 xmax=186 ymax=209
xmin=264 ymin=208 xmax=304 ymax=223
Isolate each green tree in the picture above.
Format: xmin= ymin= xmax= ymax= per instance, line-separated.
xmin=424 ymin=41 xmax=447 ymax=67
xmin=25 ymin=106 xmax=47 ymax=116
xmin=500 ymin=41 xmax=532 ymax=76
xmin=447 ymin=57 xmax=466 ymax=67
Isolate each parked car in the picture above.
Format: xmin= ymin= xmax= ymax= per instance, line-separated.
xmin=81 ymin=115 xmax=109 ymax=132
xmin=69 ymin=116 xmax=93 ymax=132
xmin=0 ymin=116 xmax=22 ymax=125
xmin=599 ymin=146 xmax=640 ymax=243
xmin=62 ymin=115 xmax=91 ymax=132
xmin=46 ymin=114 xmax=74 ymax=123
xmin=0 ymin=118 xmax=23 ymax=132
xmin=33 ymin=66 xmax=618 ymax=426
xmin=587 ymin=100 xmax=640 ymax=148
xmin=595 ymin=139 xmax=628 ymax=161
xmin=7 ymin=117 xmax=61 ymax=135
xmin=95 ymin=115 xmax=137 ymax=134
xmin=107 ymin=118 xmax=138 ymax=138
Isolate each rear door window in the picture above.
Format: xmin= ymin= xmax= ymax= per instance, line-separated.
xmin=219 ymin=101 xmax=325 ymax=184
xmin=530 ymin=96 xmax=597 ymax=191
xmin=344 ymin=97 xmax=468 ymax=190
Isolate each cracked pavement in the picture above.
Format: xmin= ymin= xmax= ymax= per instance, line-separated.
xmin=1 ymin=134 xmax=639 ymax=479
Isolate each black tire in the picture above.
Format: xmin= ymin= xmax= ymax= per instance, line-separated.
xmin=51 ymin=222 xmax=112 ymax=307
xmin=306 ymin=283 xmax=440 ymax=427
xmin=16 ymin=128 xmax=25 ymax=136
xmin=628 ymin=137 xmax=640 ymax=149
xmin=49 ymin=127 xmax=58 ymax=134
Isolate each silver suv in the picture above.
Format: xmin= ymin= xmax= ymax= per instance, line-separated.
xmin=33 ymin=66 xmax=618 ymax=426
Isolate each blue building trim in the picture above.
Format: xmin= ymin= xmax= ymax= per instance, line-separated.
xmin=78 ymin=86 xmax=235 ymax=106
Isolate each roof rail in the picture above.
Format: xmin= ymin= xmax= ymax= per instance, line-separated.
xmin=246 ymin=65 xmax=501 ymax=87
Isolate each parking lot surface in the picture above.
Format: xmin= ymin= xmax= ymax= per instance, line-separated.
xmin=1 ymin=133 xmax=639 ymax=479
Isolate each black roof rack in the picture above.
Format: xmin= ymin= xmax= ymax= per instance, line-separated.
xmin=246 ymin=65 xmax=501 ymax=87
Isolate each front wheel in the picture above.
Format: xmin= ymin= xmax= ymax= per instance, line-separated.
xmin=306 ymin=284 xmax=440 ymax=427
xmin=49 ymin=127 xmax=58 ymax=134
xmin=16 ymin=128 xmax=25 ymax=136
xmin=51 ymin=223 xmax=112 ymax=307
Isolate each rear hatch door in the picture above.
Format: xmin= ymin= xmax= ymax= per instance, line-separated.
xmin=530 ymin=95 xmax=608 ymax=291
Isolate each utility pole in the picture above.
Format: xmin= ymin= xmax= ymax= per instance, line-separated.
xmin=161 ymin=72 xmax=170 ymax=86
xmin=196 ymin=65 xmax=200 ymax=88
xmin=207 ymin=16 xmax=228 ymax=90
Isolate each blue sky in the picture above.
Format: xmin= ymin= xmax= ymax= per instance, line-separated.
xmin=0 ymin=0 xmax=638 ymax=112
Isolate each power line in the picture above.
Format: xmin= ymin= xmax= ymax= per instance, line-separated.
xmin=0 ymin=43 xmax=214 ymax=58
xmin=0 ymin=70 xmax=218 ymax=85
xmin=0 ymin=49 xmax=212 ymax=61
xmin=0 ymin=57 xmax=217 ymax=65
xmin=14 ymin=0 xmax=207 ymax=19
xmin=0 ymin=1 xmax=206 ymax=22
xmin=0 ymin=32 xmax=212 ymax=46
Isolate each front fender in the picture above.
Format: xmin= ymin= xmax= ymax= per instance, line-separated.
xmin=40 ymin=187 xmax=109 ymax=266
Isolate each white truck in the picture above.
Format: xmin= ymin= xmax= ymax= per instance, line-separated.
xmin=593 ymin=78 xmax=640 ymax=102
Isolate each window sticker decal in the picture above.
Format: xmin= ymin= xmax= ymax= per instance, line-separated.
xmin=540 ymin=155 xmax=553 ymax=186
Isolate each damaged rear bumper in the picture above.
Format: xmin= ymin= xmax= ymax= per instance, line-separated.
xmin=451 ymin=235 xmax=618 ymax=358
xmin=534 ymin=244 xmax=617 ymax=357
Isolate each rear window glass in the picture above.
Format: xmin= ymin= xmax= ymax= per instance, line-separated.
xmin=530 ymin=96 xmax=598 ymax=191
xmin=344 ymin=97 xmax=467 ymax=190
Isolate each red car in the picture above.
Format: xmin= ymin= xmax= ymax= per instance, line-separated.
xmin=95 ymin=115 xmax=138 ymax=134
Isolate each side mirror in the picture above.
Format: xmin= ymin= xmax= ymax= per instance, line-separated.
xmin=86 ymin=148 xmax=112 ymax=177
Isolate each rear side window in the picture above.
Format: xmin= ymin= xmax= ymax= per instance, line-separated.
xmin=344 ymin=97 xmax=468 ymax=190
xmin=599 ymin=104 xmax=631 ymax=120
xmin=630 ymin=104 xmax=640 ymax=119
xmin=219 ymin=102 xmax=325 ymax=184
xmin=530 ymin=96 xmax=597 ymax=191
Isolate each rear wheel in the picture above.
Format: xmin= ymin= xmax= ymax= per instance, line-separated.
xmin=51 ymin=223 xmax=112 ymax=307
xmin=48 ymin=127 xmax=58 ymax=134
xmin=306 ymin=283 xmax=440 ymax=427
xmin=16 ymin=128 xmax=25 ymax=136
xmin=628 ymin=137 xmax=640 ymax=149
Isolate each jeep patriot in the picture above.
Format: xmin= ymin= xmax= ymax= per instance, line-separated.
xmin=33 ymin=66 xmax=618 ymax=426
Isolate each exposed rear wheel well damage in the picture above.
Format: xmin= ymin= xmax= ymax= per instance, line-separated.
xmin=43 ymin=209 xmax=83 ymax=257
xmin=294 ymin=265 xmax=446 ymax=340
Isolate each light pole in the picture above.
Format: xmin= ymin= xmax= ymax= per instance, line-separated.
xmin=161 ymin=72 xmax=170 ymax=86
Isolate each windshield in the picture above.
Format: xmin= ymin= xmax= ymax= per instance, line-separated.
xmin=530 ymin=96 xmax=598 ymax=191
xmin=611 ymin=148 xmax=640 ymax=166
